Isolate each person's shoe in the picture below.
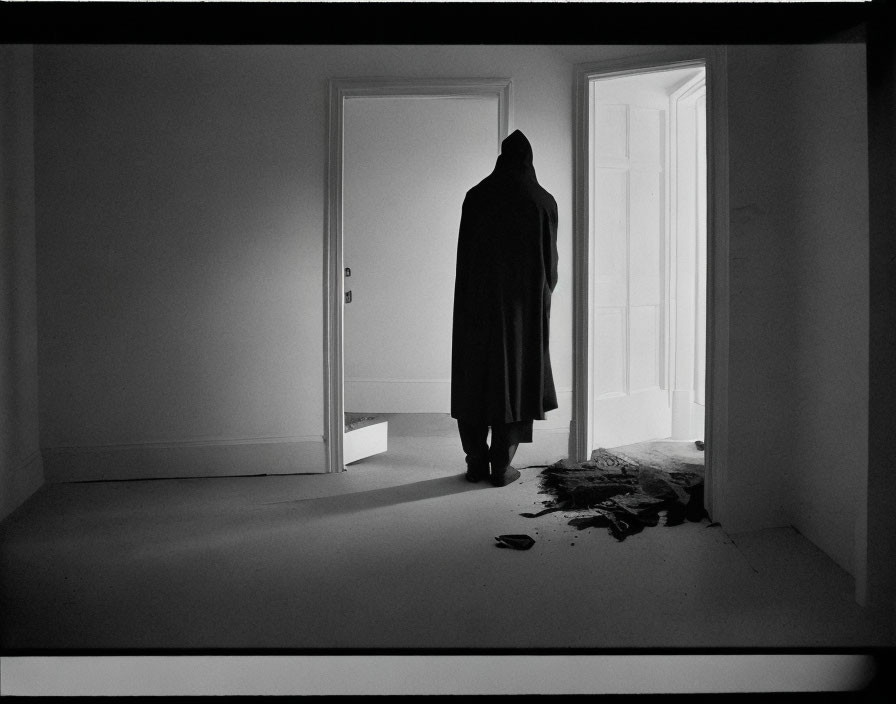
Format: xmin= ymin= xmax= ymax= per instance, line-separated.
xmin=490 ymin=466 xmax=521 ymax=487
xmin=464 ymin=462 xmax=488 ymax=482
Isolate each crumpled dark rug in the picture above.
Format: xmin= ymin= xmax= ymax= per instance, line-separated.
xmin=521 ymin=448 xmax=707 ymax=541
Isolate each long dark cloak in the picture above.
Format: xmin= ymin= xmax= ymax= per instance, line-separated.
xmin=450 ymin=129 xmax=559 ymax=424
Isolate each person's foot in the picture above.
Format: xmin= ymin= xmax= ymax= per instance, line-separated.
xmin=464 ymin=461 xmax=489 ymax=482
xmin=490 ymin=466 xmax=521 ymax=487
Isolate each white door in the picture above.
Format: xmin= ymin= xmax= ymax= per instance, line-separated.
xmin=342 ymin=96 xmax=500 ymax=414
xmin=590 ymin=76 xmax=671 ymax=449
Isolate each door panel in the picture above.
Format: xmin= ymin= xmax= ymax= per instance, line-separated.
xmin=595 ymin=104 xmax=628 ymax=160
xmin=342 ymin=96 xmax=499 ymax=414
xmin=629 ymin=304 xmax=660 ymax=391
xmin=595 ymin=307 xmax=627 ymax=397
xmin=629 ymin=107 xmax=662 ymax=164
xmin=628 ymin=169 xmax=662 ymax=307
xmin=593 ymin=170 xmax=628 ymax=309
xmin=591 ymin=93 xmax=671 ymax=448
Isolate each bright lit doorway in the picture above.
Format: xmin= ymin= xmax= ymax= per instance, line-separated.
xmin=589 ymin=65 xmax=707 ymax=449
xmin=573 ymin=52 xmax=729 ymax=524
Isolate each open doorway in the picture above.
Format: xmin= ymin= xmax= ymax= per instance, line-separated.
xmin=573 ymin=54 xmax=728 ymax=522
xmin=324 ymin=79 xmax=512 ymax=472
xmin=589 ymin=65 xmax=707 ymax=476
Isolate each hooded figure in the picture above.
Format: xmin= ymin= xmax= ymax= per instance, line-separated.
xmin=450 ymin=129 xmax=559 ymax=486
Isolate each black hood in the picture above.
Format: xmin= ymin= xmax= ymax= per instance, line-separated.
xmin=494 ymin=129 xmax=536 ymax=178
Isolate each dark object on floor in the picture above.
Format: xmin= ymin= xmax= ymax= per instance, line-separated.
xmin=539 ymin=450 xmax=639 ymax=505
xmin=491 ymin=466 xmax=521 ymax=487
xmin=569 ymin=509 xmax=648 ymax=541
xmin=522 ymin=448 xmax=705 ymax=542
xmin=637 ymin=466 xmax=684 ymax=501
xmin=590 ymin=447 xmax=638 ymax=471
xmin=520 ymin=505 xmax=566 ymax=518
xmin=495 ymin=534 xmax=536 ymax=550
xmin=684 ymin=482 xmax=709 ymax=522
xmin=695 ymin=440 xmax=705 ymax=451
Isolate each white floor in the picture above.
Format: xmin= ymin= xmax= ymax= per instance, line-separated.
xmin=0 ymin=413 xmax=891 ymax=650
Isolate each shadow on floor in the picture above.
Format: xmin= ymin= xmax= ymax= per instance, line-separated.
xmin=257 ymin=474 xmax=487 ymax=516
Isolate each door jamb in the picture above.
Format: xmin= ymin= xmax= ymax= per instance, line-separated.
xmin=572 ymin=49 xmax=730 ymax=524
xmin=324 ymin=78 xmax=513 ymax=473
xmin=668 ymin=73 xmax=707 ymax=439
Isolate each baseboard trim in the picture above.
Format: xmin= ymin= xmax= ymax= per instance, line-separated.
xmin=516 ymin=427 xmax=572 ymax=467
xmin=344 ymin=383 xmax=574 ymax=420
xmin=42 ymin=436 xmax=327 ymax=483
xmin=1 ymin=450 xmax=45 ymax=522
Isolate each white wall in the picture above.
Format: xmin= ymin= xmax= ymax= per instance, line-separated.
xmin=726 ymin=45 xmax=869 ymax=573
xmin=765 ymin=45 xmax=868 ymax=574
xmin=343 ymin=95 xmax=499 ymax=413
xmin=865 ymin=17 xmax=896 ymax=622
xmin=1 ymin=45 xmax=44 ymax=521
xmin=33 ymin=45 xmax=575 ymax=481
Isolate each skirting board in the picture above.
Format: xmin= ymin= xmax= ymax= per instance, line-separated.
xmin=514 ymin=428 xmax=572 ymax=467
xmin=0 ymin=451 xmax=45 ymax=522
xmin=42 ymin=437 xmax=327 ymax=483
xmin=345 ymin=382 xmax=574 ymax=426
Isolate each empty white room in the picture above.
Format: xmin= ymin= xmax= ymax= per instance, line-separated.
xmin=1 ymin=8 xmax=895 ymax=689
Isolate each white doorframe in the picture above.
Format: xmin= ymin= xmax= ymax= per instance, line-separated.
xmin=572 ymin=48 xmax=730 ymax=524
xmin=669 ymin=73 xmax=707 ymax=441
xmin=324 ymin=78 xmax=513 ymax=473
